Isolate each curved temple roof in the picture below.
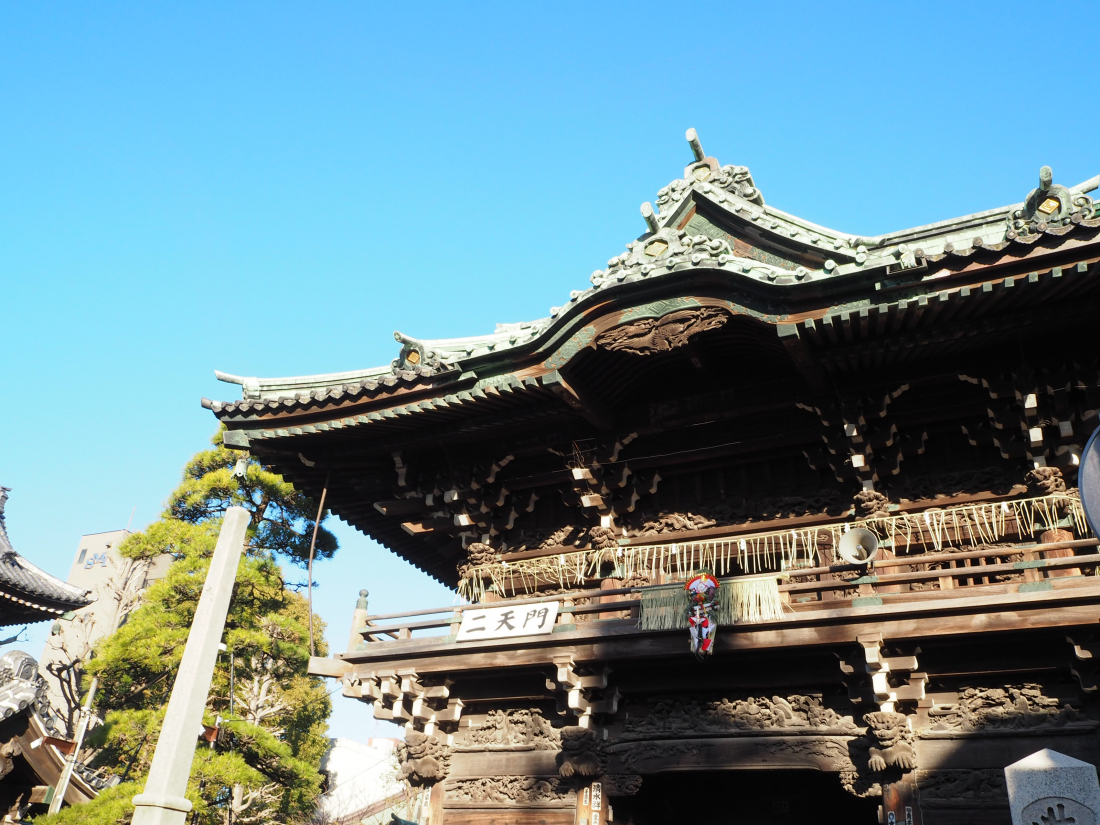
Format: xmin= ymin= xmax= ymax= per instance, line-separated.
xmin=0 ymin=488 xmax=93 ymax=626
xmin=203 ymin=130 xmax=1100 ymax=584
xmin=207 ymin=128 xmax=1100 ymax=411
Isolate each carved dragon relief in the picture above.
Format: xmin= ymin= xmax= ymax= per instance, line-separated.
xmin=595 ymin=307 xmax=730 ymax=356
xmin=456 ymin=708 xmax=561 ymax=751
xmin=444 ymin=774 xmax=643 ymax=806
xmin=445 ymin=776 xmax=575 ymax=806
xmin=621 ymin=695 xmax=859 ymax=738
xmin=914 ymin=769 xmax=1008 ymax=808
xmin=925 ymin=684 xmax=1085 ymax=733
xmin=625 ymin=490 xmax=845 ymax=537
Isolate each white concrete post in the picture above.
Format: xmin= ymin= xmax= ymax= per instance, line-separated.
xmin=131 ymin=506 xmax=250 ymax=825
xmin=1005 ymin=748 xmax=1100 ymax=825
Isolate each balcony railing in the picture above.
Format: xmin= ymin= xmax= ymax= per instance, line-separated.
xmin=344 ymin=535 xmax=1100 ymax=653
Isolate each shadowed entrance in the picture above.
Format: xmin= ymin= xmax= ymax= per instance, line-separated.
xmin=612 ymin=770 xmax=878 ymax=825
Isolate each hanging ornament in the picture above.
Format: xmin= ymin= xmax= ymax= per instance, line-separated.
xmin=684 ymin=572 xmax=720 ymax=659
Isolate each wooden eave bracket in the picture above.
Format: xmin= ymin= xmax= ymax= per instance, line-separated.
xmin=541 ymin=370 xmax=616 ymax=431
xmin=839 ymin=633 xmax=927 ymax=712
xmin=346 ymin=668 xmax=462 ymax=739
xmin=776 ymin=323 xmax=831 ymax=396
xmin=547 ymin=655 xmax=620 ymax=728
xmin=1068 ymin=621 xmax=1100 ymax=693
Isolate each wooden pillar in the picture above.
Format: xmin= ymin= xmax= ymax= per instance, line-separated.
xmin=881 ymin=776 xmax=922 ymax=825
xmin=574 ymin=779 xmax=606 ymax=825
xmin=1041 ymin=528 xmax=1079 ymax=577
xmin=424 ymin=783 xmax=445 ymax=825
xmin=600 ymin=577 xmax=625 ymax=619
xmin=348 ymin=590 xmax=370 ymax=652
xmin=878 ymin=542 xmax=901 ymax=594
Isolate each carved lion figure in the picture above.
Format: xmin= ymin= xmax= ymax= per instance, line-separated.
xmin=456 ymin=542 xmax=500 ymax=581
xmin=864 ymin=711 xmax=916 ymax=772
xmin=557 ymin=726 xmax=607 ymax=777
xmin=398 ymin=730 xmax=452 ymax=787
xmin=1025 ymin=466 xmax=1066 ymax=497
xmin=853 ymin=490 xmax=890 ymax=520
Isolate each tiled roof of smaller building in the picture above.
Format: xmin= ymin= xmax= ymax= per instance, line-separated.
xmin=0 ymin=488 xmax=93 ymax=625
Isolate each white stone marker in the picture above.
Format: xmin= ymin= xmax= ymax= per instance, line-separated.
xmin=1005 ymin=748 xmax=1100 ymax=825
xmin=131 ymin=506 xmax=250 ymax=825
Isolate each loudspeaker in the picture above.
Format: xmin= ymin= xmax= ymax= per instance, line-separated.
xmin=837 ymin=528 xmax=880 ymax=565
xmin=1081 ymin=425 xmax=1100 ymax=538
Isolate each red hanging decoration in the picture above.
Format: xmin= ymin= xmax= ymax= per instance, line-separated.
xmin=685 ymin=572 xmax=720 ymax=659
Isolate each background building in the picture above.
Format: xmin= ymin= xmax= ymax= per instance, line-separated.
xmin=317 ymin=737 xmax=421 ymax=825
xmin=38 ymin=529 xmax=171 ymax=735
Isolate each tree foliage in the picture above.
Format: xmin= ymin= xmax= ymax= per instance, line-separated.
xmin=166 ymin=431 xmax=337 ymax=566
xmin=39 ymin=431 xmax=336 ymax=825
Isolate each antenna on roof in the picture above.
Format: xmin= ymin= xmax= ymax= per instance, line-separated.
xmin=686 ymin=128 xmax=705 ymax=162
xmin=640 ymin=202 xmax=660 ymax=234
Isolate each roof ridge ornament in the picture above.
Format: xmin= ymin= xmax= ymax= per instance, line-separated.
xmin=683 ymin=128 xmax=719 ymax=182
xmin=1008 ymin=165 xmax=1099 ymax=237
xmin=655 ymin=128 xmax=764 ymax=218
xmin=392 ymin=331 xmax=458 ymax=378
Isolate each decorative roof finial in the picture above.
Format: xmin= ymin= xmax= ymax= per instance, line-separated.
xmin=1040 ymin=166 xmax=1053 ymax=192
xmin=686 ymin=128 xmax=705 ymax=162
xmin=640 ymin=202 xmax=660 ymax=234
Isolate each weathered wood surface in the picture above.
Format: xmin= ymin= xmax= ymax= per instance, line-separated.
xmin=331 ymin=583 xmax=1100 ymax=679
xmin=436 ymin=811 xmax=575 ymax=825
xmin=450 ymin=751 xmax=560 ymax=778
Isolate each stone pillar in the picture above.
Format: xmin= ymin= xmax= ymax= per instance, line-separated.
xmin=1005 ymin=748 xmax=1100 ymax=825
xmin=131 ymin=506 xmax=250 ymax=825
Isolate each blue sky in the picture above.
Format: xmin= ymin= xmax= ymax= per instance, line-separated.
xmin=2 ymin=2 xmax=1099 ymax=740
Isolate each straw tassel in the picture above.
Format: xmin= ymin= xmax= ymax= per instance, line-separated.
xmin=639 ymin=574 xmax=785 ymax=630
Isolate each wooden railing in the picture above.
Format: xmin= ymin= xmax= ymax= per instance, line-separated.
xmin=346 ymin=537 xmax=1100 ymax=650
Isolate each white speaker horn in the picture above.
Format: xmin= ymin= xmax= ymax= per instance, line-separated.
xmin=837 ymin=528 xmax=880 ymax=566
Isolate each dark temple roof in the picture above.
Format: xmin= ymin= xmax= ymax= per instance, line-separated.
xmin=203 ymin=129 xmax=1100 ymax=585
xmin=0 ymin=488 xmax=93 ymax=627
xmin=204 ymin=129 xmax=1100 ymax=414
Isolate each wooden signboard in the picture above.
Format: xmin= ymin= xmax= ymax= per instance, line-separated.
xmin=456 ymin=602 xmax=559 ymax=642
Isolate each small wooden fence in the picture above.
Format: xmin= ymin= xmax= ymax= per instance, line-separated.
xmin=350 ymin=535 xmax=1100 ymax=649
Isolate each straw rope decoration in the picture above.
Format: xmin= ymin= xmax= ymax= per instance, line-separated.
xmin=456 ymin=493 xmax=1090 ymax=602
xmin=636 ymin=572 xmax=789 ymax=631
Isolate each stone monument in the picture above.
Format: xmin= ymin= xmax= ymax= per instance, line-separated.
xmin=1005 ymin=749 xmax=1100 ymax=825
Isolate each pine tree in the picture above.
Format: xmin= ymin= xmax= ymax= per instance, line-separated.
xmin=41 ymin=431 xmax=336 ymax=825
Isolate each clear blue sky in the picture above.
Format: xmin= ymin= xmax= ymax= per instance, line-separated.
xmin=2 ymin=3 xmax=1098 ymax=740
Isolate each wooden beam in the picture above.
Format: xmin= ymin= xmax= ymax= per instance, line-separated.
xmin=777 ymin=323 xmax=831 ymax=395
xmin=340 ymin=582 xmax=1100 ymax=665
xmin=541 ymin=370 xmax=615 ymax=431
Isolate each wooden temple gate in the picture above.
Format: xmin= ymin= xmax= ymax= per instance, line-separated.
xmin=207 ymin=130 xmax=1100 ymax=824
